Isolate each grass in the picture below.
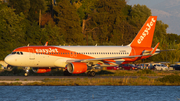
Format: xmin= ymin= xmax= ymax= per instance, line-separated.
xmin=1 ymin=68 xmax=180 ymax=86
xmin=0 ymin=75 xmax=180 ymax=86
xmin=0 ymin=82 xmax=22 ymax=86
xmin=157 ymin=75 xmax=180 ymax=83
xmin=15 ymin=76 xmax=180 ymax=86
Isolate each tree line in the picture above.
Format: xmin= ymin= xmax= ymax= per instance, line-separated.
xmin=0 ymin=0 xmax=180 ymax=63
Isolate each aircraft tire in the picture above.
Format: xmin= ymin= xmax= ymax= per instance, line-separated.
xmin=87 ymin=71 xmax=91 ymax=76
xmin=88 ymin=71 xmax=95 ymax=77
xmin=90 ymin=71 xmax=96 ymax=77
xmin=24 ymin=73 xmax=28 ymax=77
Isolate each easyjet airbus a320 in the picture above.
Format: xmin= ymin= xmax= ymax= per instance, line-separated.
xmin=4 ymin=16 xmax=160 ymax=76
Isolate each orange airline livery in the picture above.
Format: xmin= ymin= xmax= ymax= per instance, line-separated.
xmin=4 ymin=16 xmax=159 ymax=76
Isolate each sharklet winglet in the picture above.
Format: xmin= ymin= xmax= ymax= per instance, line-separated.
xmin=150 ymin=43 xmax=160 ymax=54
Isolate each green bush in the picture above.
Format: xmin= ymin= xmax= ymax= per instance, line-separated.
xmin=158 ymin=75 xmax=180 ymax=83
xmin=137 ymin=69 xmax=155 ymax=74
xmin=12 ymin=67 xmax=24 ymax=75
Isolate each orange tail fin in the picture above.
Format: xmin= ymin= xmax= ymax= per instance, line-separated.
xmin=129 ymin=16 xmax=157 ymax=48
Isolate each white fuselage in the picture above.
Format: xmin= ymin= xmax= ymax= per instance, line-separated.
xmin=4 ymin=46 xmax=132 ymax=68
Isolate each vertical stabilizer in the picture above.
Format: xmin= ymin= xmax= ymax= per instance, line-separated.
xmin=129 ymin=16 xmax=157 ymax=47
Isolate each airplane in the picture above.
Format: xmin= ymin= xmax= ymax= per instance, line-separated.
xmin=4 ymin=16 xmax=159 ymax=77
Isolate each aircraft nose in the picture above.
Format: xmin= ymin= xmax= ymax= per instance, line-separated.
xmin=4 ymin=55 xmax=13 ymax=65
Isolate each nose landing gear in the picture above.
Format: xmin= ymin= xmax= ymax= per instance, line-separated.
xmin=24 ymin=67 xmax=30 ymax=77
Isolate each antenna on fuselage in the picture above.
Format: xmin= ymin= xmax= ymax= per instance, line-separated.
xmin=27 ymin=44 xmax=29 ymax=46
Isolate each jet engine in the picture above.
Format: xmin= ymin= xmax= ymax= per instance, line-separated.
xmin=67 ymin=62 xmax=87 ymax=74
xmin=32 ymin=67 xmax=51 ymax=73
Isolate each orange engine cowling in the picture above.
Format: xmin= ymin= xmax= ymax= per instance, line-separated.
xmin=67 ymin=62 xmax=87 ymax=74
xmin=32 ymin=67 xmax=51 ymax=73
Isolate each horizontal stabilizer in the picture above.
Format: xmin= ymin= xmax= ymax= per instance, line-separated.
xmin=156 ymin=49 xmax=175 ymax=52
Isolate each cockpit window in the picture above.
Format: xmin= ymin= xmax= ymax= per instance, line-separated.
xmin=11 ymin=52 xmax=16 ymax=54
xmin=11 ymin=51 xmax=23 ymax=55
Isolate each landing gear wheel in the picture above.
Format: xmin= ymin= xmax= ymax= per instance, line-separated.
xmin=87 ymin=71 xmax=91 ymax=76
xmin=24 ymin=73 xmax=28 ymax=77
xmin=90 ymin=71 xmax=96 ymax=77
xmin=87 ymin=71 xmax=96 ymax=77
xmin=24 ymin=67 xmax=30 ymax=77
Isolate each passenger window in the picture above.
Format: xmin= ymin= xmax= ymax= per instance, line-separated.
xmin=20 ymin=52 xmax=23 ymax=55
xmin=17 ymin=52 xmax=20 ymax=54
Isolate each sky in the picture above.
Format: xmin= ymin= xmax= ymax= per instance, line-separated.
xmin=127 ymin=0 xmax=180 ymax=34
xmin=127 ymin=0 xmax=166 ymax=8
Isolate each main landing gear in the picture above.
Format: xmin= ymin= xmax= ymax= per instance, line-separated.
xmin=87 ymin=71 xmax=96 ymax=77
xmin=24 ymin=67 xmax=30 ymax=77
